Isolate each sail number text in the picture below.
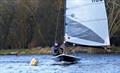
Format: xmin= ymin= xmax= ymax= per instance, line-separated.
xmin=92 ymin=0 xmax=103 ymax=2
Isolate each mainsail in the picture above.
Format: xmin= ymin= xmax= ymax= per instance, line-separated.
xmin=65 ymin=0 xmax=110 ymax=46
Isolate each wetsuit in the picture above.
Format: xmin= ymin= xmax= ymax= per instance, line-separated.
xmin=51 ymin=46 xmax=63 ymax=56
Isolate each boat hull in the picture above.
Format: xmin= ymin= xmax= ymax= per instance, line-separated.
xmin=53 ymin=54 xmax=80 ymax=64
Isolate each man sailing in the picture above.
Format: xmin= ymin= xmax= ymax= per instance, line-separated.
xmin=51 ymin=43 xmax=64 ymax=56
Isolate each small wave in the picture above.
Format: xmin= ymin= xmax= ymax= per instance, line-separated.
xmin=0 ymin=61 xmax=29 ymax=63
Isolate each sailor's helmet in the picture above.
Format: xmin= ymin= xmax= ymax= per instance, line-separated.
xmin=54 ymin=43 xmax=58 ymax=46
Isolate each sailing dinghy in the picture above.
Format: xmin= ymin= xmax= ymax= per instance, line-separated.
xmin=53 ymin=0 xmax=110 ymax=64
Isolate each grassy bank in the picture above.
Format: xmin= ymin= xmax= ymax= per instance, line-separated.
xmin=0 ymin=47 xmax=51 ymax=55
xmin=0 ymin=46 xmax=120 ymax=55
xmin=110 ymin=46 xmax=120 ymax=53
xmin=65 ymin=46 xmax=120 ymax=54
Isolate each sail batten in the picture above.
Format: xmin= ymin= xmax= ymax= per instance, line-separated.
xmin=65 ymin=0 xmax=110 ymax=46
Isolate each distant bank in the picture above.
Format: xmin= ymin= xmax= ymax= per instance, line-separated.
xmin=0 ymin=47 xmax=51 ymax=55
xmin=0 ymin=46 xmax=120 ymax=55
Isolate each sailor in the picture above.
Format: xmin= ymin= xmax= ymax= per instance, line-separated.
xmin=51 ymin=43 xmax=63 ymax=56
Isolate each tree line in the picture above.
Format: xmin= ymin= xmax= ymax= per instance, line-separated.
xmin=0 ymin=0 xmax=64 ymax=49
xmin=0 ymin=0 xmax=119 ymax=49
xmin=105 ymin=0 xmax=120 ymax=46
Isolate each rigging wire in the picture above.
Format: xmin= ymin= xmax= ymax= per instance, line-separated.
xmin=54 ymin=0 xmax=62 ymax=43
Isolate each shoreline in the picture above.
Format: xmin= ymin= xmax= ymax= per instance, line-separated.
xmin=0 ymin=47 xmax=51 ymax=55
xmin=0 ymin=46 xmax=120 ymax=55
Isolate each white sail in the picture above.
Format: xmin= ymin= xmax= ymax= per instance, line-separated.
xmin=65 ymin=0 xmax=110 ymax=46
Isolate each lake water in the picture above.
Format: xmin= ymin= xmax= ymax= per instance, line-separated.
xmin=0 ymin=53 xmax=120 ymax=73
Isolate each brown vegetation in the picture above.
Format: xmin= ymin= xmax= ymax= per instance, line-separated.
xmin=0 ymin=0 xmax=64 ymax=49
xmin=0 ymin=0 xmax=119 ymax=50
xmin=105 ymin=0 xmax=120 ymax=46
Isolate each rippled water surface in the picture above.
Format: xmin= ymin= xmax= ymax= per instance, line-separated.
xmin=0 ymin=53 xmax=120 ymax=73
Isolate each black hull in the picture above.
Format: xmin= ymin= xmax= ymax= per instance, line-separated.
xmin=53 ymin=54 xmax=80 ymax=64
